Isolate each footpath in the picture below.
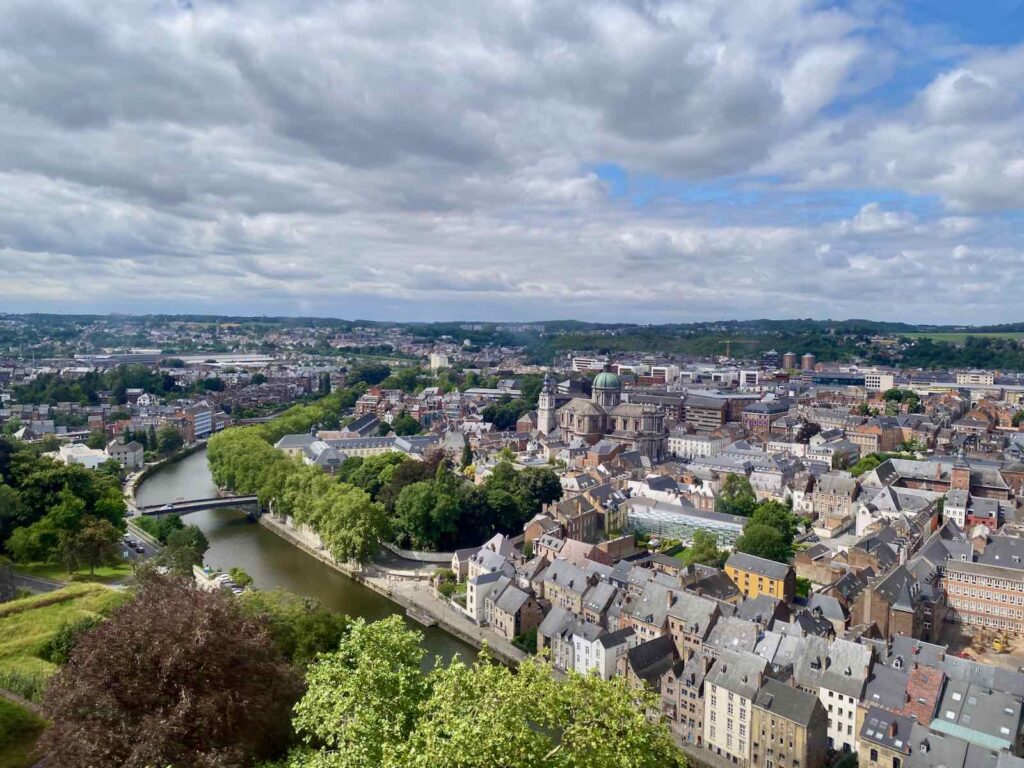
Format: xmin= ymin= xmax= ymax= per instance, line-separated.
xmin=258 ymin=515 xmax=527 ymax=665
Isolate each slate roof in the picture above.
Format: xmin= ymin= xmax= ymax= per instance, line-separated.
xmin=873 ymin=565 xmax=919 ymax=612
xmin=794 ymin=636 xmax=870 ymax=698
xmin=491 ymin=583 xmax=532 ymax=615
xmin=736 ymin=594 xmax=786 ymax=626
xmin=931 ymin=681 xmax=1022 ymax=751
xmin=582 ymin=581 xmax=619 ymax=615
xmin=598 ymin=627 xmax=635 ymax=650
xmin=626 ymin=634 xmax=677 ymax=684
xmin=886 ymin=636 xmax=946 ymax=671
xmin=706 ymin=649 xmax=768 ymax=700
xmin=667 ymin=591 xmax=719 ymax=638
xmin=704 ymin=616 xmax=759 ymax=656
xmin=863 ymin=663 xmax=911 ymax=711
xmin=860 ymin=706 xmax=914 ymax=754
xmin=726 ymin=552 xmax=791 ymax=581
xmin=623 ymin=581 xmax=676 ymax=629
xmin=538 ymin=606 xmax=577 ymax=640
xmin=753 ymin=677 xmax=821 ymax=727
xmin=542 ymin=558 xmax=591 ymax=595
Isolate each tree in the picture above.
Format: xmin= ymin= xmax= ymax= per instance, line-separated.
xmin=229 ymin=566 xmax=253 ymax=587
xmin=480 ymin=398 xmax=530 ymax=430
xmin=290 ymin=618 xmax=683 ymax=768
xmin=159 ymin=524 xmax=209 ymax=574
xmin=0 ymin=483 xmax=24 ymax=543
xmin=251 ymin=373 xmax=267 ymax=386
xmin=39 ymin=574 xmax=302 ymax=768
xmin=37 ymin=615 xmax=104 ymax=664
xmin=460 ymin=438 xmax=473 ymax=468
xmin=680 ymin=529 xmax=723 ymax=567
xmin=59 ymin=516 xmax=122 ymax=575
xmin=795 ymin=421 xmax=821 ymax=444
xmin=86 ymin=430 xmax=107 ymax=450
xmin=291 ymin=615 xmax=428 ymax=768
xmin=391 ymin=412 xmax=423 ymax=436
xmin=0 ymin=558 xmax=16 ymax=603
xmin=517 ymin=466 xmax=563 ymax=511
xmin=1014 ymin=410 xmax=1024 ymax=428
xmin=850 ymin=453 xmax=883 ymax=477
xmin=238 ymin=589 xmax=349 ymax=668
xmin=716 ymin=473 xmax=757 ymax=516
xmin=749 ymin=500 xmax=800 ymax=542
xmin=156 ymin=425 xmax=184 ymax=455
xmin=734 ymin=523 xmax=793 ymax=562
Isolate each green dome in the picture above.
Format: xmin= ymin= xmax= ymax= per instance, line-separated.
xmin=593 ymin=371 xmax=621 ymax=390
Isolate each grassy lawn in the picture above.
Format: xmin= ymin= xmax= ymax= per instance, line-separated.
xmin=0 ymin=584 xmax=128 ymax=685
xmin=0 ymin=697 xmax=45 ymax=768
xmin=15 ymin=560 xmax=135 ymax=585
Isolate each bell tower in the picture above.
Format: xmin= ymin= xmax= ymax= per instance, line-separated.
xmin=538 ymin=373 xmax=557 ymax=435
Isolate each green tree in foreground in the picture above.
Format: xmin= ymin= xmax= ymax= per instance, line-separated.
xmin=287 ymin=616 xmax=683 ymax=768
xmin=39 ymin=574 xmax=302 ymax=768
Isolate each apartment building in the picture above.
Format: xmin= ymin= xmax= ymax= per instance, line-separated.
xmin=667 ymin=430 xmax=728 ymax=460
xmin=725 ymin=552 xmax=797 ymax=603
xmin=956 ymin=370 xmax=995 ymax=387
xmin=945 ymin=535 xmax=1024 ymax=635
xmin=751 ymin=678 xmax=829 ymax=768
xmin=704 ymin=650 xmax=770 ymax=766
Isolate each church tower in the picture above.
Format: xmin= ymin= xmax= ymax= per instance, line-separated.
xmin=537 ymin=373 xmax=557 ymax=435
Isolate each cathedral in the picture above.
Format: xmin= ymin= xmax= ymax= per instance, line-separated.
xmin=537 ymin=371 xmax=668 ymax=461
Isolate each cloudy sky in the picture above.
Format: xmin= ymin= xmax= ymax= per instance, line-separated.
xmin=2 ymin=0 xmax=1023 ymax=323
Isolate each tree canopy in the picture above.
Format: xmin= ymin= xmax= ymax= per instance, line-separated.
xmin=716 ymin=474 xmax=757 ymax=517
xmin=39 ymin=574 xmax=303 ymax=768
xmin=286 ymin=616 xmax=683 ymax=768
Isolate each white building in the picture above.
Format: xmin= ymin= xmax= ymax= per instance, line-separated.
xmin=704 ymin=650 xmax=768 ymax=765
xmin=863 ymin=371 xmax=895 ymax=392
xmin=667 ymin=431 xmax=727 ymax=460
xmin=53 ymin=442 xmax=108 ymax=470
xmin=956 ymin=370 xmax=995 ymax=386
xmin=429 ymin=353 xmax=450 ymax=371
xmin=465 ymin=571 xmax=509 ymax=623
xmin=572 ymin=627 xmax=636 ymax=680
xmin=571 ymin=356 xmax=609 ymax=372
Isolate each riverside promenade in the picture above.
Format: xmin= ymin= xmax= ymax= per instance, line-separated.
xmin=258 ymin=514 xmax=527 ymax=665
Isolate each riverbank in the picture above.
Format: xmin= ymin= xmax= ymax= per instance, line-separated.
xmin=126 ymin=441 xmax=208 ymax=506
xmin=258 ymin=514 xmax=526 ymax=666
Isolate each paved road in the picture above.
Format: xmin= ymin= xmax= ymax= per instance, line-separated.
xmin=12 ymin=573 xmax=64 ymax=593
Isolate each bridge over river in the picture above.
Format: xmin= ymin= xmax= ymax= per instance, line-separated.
xmin=134 ymin=495 xmax=260 ymax=516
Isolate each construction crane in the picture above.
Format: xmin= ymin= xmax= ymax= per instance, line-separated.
xmin=720 ymin=339 xmax=755 ymax=358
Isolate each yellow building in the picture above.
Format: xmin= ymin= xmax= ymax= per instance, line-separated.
xmin=724 ymin=552 xmax=796 ymax=603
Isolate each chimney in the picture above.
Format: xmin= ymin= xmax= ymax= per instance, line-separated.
xmin=667 ymin=589 xmax=675 ymax=609
xmin=889 ymin=720 xmax=897 ymax=738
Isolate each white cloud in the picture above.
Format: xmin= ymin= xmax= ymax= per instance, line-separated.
xmin=840 ymin=203 xmax=917 ymax=235
xmin=0 ymin=0 xmax=1021 ymax=322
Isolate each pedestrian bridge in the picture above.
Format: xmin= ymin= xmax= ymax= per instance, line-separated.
xmin=136 ymin=496 xmax=260 ymax=516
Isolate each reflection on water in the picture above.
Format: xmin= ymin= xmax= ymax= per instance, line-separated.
xmin=135 ymin=450 xmax=475 ymax=664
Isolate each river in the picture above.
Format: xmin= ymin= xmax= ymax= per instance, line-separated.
xmin=134 ymin=449 xmax=476 ymax=664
